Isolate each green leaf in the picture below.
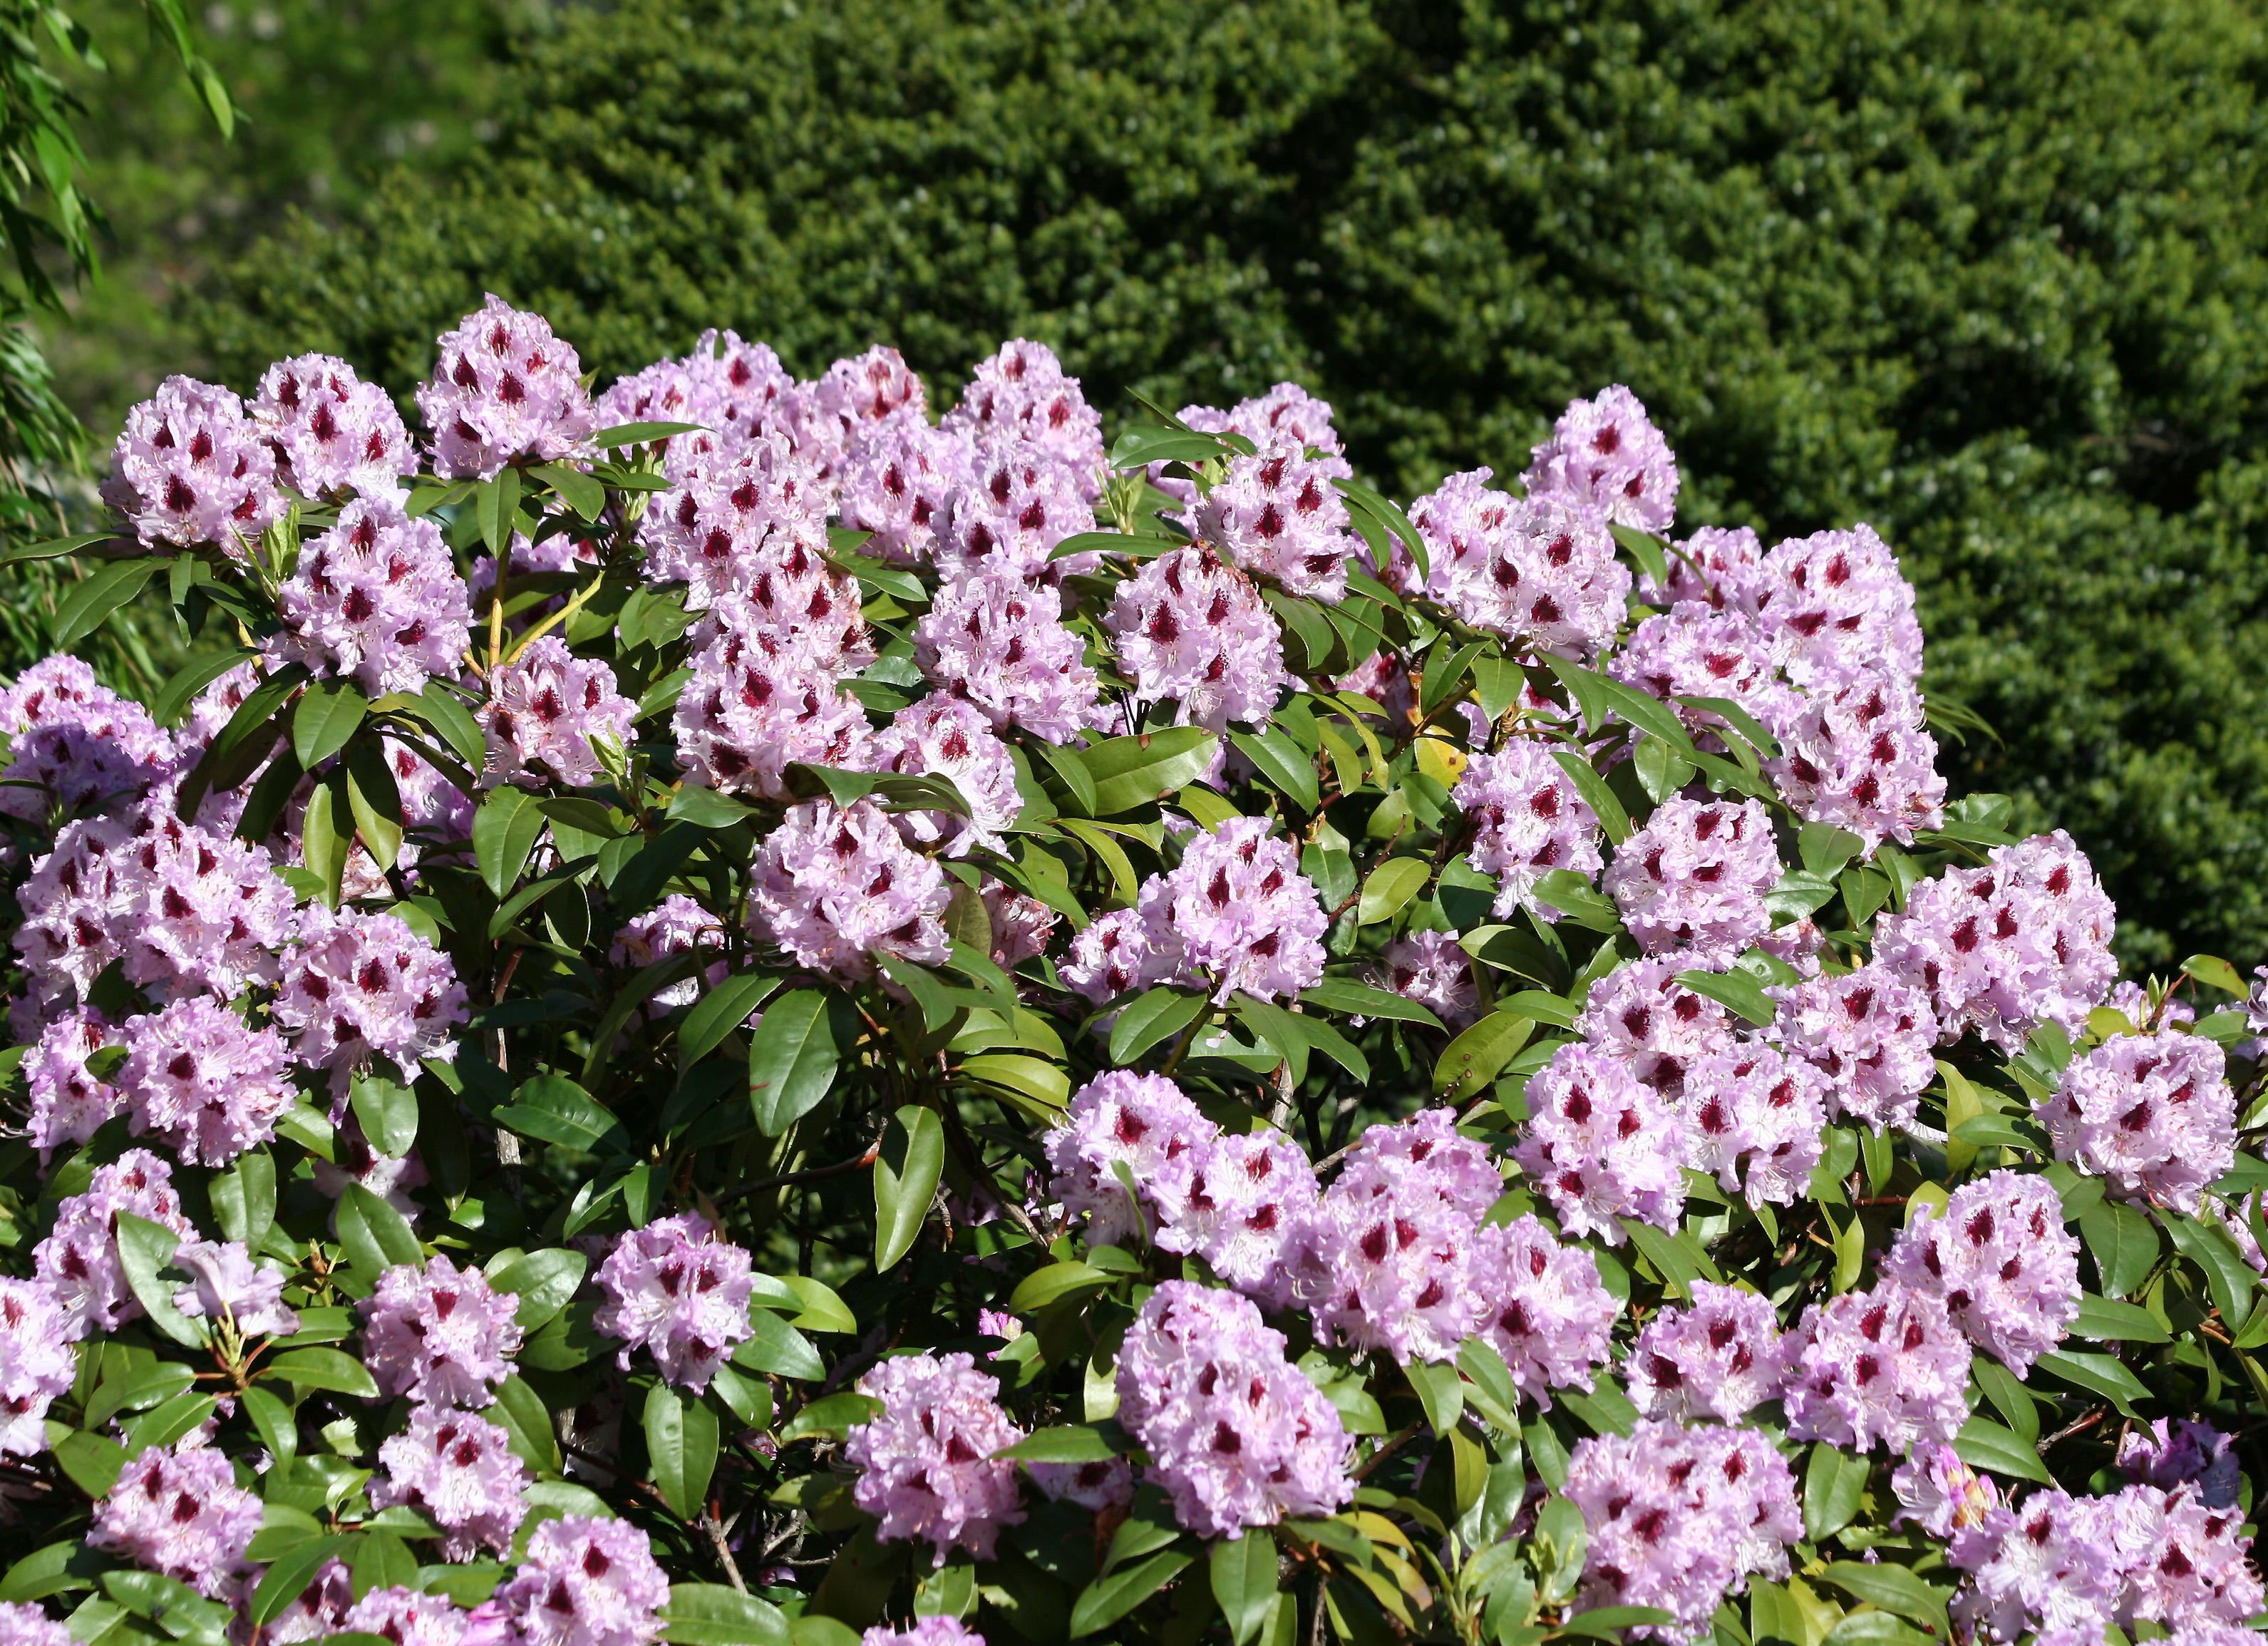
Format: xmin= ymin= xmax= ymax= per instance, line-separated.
xmin=996 ymin=1426 xmax=1128 ymax=1464
xmin=2183 ymin=954 xmax=2249 ymax=997
xmin=493 ymin=1074 xmax=631 ymax=1156
xmin=1029 ymin=739 xmax=1100 ymax=813
xmin=532 ymin=461 xmax=607 ymax=520
xmin=348 ymin=1074 xmax=420 ymax=1160
xmin=150 ymin=649 xmax=256 ymax=729
xmin=1556 ymin=1607 xmax=1678 ymax=1641
xmin=645 ymin=1383 xmax=722 ymax=1522
xmin=1107 ymin=987 xmax=1210 ymax=1066
xmin=1803 ymin=1442 xmax=1868 ymax=1542
xmin=1814 ymin=1565 xmax=1948 ymax=1632
xmin=1229 ymin=727 xmax=1320 ymax=811
xmin=2165 ymin=1210 xmax=2261 ymax=1332
xmin=0 ymin=530 xmax=113 ymax=565
xmin=661 ymin=1585 xmax=792 ymax=1646
xmin=2033 ymin=1348 xmax=2149 ymax=1417
xmin=1299 ymin=979 xmax=1445 ymax=1030
xmin=292 ymin=677 xmax=368 ymax=770
xmin=1232 ymin=995 xmax=1312 ymax=1087
xmin=2078 ymin=1200 xmax=2161 ymax=1298
xmin=2071 ymin=1292 xmax=2171 ymax=1343
xmin=210 ymin=1151 xmax=277 ymax=1249
xmin=474 ymin=786 xmax=545 ymax=898
xmin=0 ymin=1540 xmax=101 ymax=1603
xmin=668 ymin=784 xmax=758 ymax=827
xmin=1434 ymin=1010 xmax=1535 ymax=1097
xmin=299 ymin=771 xmax=355 ymax=910
xmin=748 ymin=989 xmax=856 ymax=1135
xmin=1550 ymin=749 xmax=1631 ymax=843
xmin=491 ymin=1373 xmax=564 ymax=1473
xmin=1632 ymin=734 xmax=1696 ymax=804
xmin=1357 ymin=856 xmax=1431 ymax=926
xmin=490 ymin=1248 xmax=589 ymax=1331
xmin=1212 ymin=1533 xmax=1279 ymax=1646
xmin=1007 ymin=1261 xmax=1113 ymax=1315
xmin=1408 ymin=1360 xmax=1464 ymax=1435
xmin=249 ymin=1536 xmax=351 ymax=1625
xmin=53 ymin=556 xmax=163 ymax=650
xmin=263 ymin=1347 xmax=380 ymax=1399
xmin=344 ymin=740 xmax=405 ymax=869
xmin=1674 ymin=967 xmax=1777 ymax=1027
xmin=732 ymin=1311 xmax=826 ymax=1382
xmin=1954 ymin=1415 xmax=2051 ymax=1484
xmin=875 ymin=1105 xmax=946 ymax=1272
xmin=1071 ymin=1550 xmax=1193 ymax=1637
xmin=338 ymin=1183 xmax=422 ymax=1271
xmin=478 ymin=467 xmax=522 ymax=559
xmin=52 ymin=1429 xmax=131 ymax=1498
xmin=679 ymin=973 xmax=783 ymax=1069
xmin=113 ymin=1213 xmax=202 ymax=1347
xmin=242 ymin=1385 xmax=297 ymax=1471
xmin=409 ymin=686 xmax=487 ymax=771
xmin=592 ymin=421 xmax=708 ymax=448
xmin=1078 ymin=727 xmax=1219 ymax=814
xmin=780 ymin=1392 xmax=882 ymax=1444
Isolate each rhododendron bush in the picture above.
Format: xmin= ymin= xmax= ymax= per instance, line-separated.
xmin=0 ymin=305 xmax=2259 ymax=1646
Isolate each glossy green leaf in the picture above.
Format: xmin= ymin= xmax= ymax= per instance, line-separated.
xmin=748 ymin=989 xmax=857 ymax=1135
xmin=292 ymin=677 xmax=368 ymax=770
xmin=645 ymin=1383 xmax=722 ymax=1521
xmin=874 ymin=1104 xmax=946 ymax=1272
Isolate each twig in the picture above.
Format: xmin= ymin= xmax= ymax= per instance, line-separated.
xmin=714 ymin=1125 xmax=886 ymax=1205
xmin=2038 ymin=1408 xmax=2108 ymax=1453
xmin=701 ymin=1509 xmax=748 ymax=1593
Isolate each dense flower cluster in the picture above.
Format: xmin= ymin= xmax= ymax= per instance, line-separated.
xmin=418 ymin=294 xmax=597 ymax=480
xmin=252 ymin=351 xmax=419 ymax=499
xmin=2041 ymin=1028 xmax=2236 ymax=1213
xmin=481 ymin=636 xmax=636 ymax=788
xmin=1105 ymin=545 xmax=1289 ymax=735
xmin=89 ymin=1442 xmax=261 ymax=1600
xmin=1411 ymin=470 xmax=1629 ymax=658
xmin=1783 ymin=1281 xmax=1971 ymax=1455
xmin=1604 ymin=796 xmax=1782 ymax=957
xmin=1882 ymin=1169 xmax=2080 ymax=1374
xmin=1513 ymin=1044 xmax=1688 ymax=1241
xmin=1453 ymin=741 xmax=1605 ymax=920
xmin=273 ymin=499 xmax=472 ymax=694
xmin=361 ymin=1255 xmax=524 ymax=1408
xmin=594 ymin=1213 xmax=758 ymax=1391
xmin=847 ymin=1352 xmax=1026 ymax=1561
xmin=751 ymin=799 xmax=952 ymax=982
xmin=371 ymin=1405 xmax=530 ymax=1559
xmin=103 ymin=374 xmax=286 ymax=552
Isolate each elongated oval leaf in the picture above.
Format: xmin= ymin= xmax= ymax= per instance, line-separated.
xmin=292 ymin=677 xmax=368 ymax=770
xmin=475 ymin=786 xmax=545 ymax=898
xmin=874 ymin=1105 xmax=946 ymax=1272
xmin=748 ymin=989 xmax=855 ymax=1135
xmin=1078 ymin=727 xmax=1219 ymax=815
xmin=1070 ymin=1550 xmax=1193 ymax=1638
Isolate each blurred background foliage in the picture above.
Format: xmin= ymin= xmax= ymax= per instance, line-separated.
xmin=22 ymin=0 xmax=2268 ymax=969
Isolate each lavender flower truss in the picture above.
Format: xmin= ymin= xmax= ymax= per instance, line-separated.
xmin=0 ymin=306 xmax=2252 ymax=1646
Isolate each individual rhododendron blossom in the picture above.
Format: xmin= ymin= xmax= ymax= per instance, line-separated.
xmin=915 ymin=570 xmax=1101 ymax=744
xmin=1104 ymin=545 xmax=1289 ymax=734
xmin=1134 ymin=818 xmax=1326 ymax=1003
xmin=1768 ymin=673 xmax=1946 ymax=848
xmin=1114 ymin=1281 xmax=1352 ymax=1538
xmin=0 ymin=1277 xmax=77 ymax=1455
xmin=1752 ymin=524 xmax=1926 ymax=689
xmin=1607 ymin=605 xmax=1798 ymax=751
xmin=23 ymin=1007 xmax=123 ymax=1154
xmin=1412 ymin=471 xmax=1630 ymax=658
xmin=1681 ymin=1043 xmax=1829 ymax=1209
xmin=1563 ymin=1419 xmax=1800 ymax=1640
xmin=1882 ymin=1169 xmax=2079 ymax=1376
xmin=0 ymin=655 xmax=175 ymax=821
xmin=1514 ymin=1043 xmax=1690 ymax=1242
xmin=117 ymin=996 xmax=294 ymax=1164
xmin=1625 ymin=1280 xmax=1790 ymax=1424
xmin=867 ymin=694 xmax=1022 ymax=857
xmin=1768 ymin=965 xmax=1939 ymax=1131
xmin=2040 ymin=1029 xmax=2235 ymax=1215
xmin=935 ymin=447 xmax=1096 ymax=580
xmin=1892 ymin=1444 xmax=2001 ymax=1539
xmin=2102 ymin=1483 xmax=2267 ymax=1627
xmin=33 ymin=1148 xmax=190 ymax=1334
xmin=1455 ymin=741 xmax=1605 ymax=920
xmin=1783 ymin=1280 xmax=1971 ymax=1455
xmin=1362 ymin=931 xmax=1480 ymax=1031
xmin=370 ymin=1405 xmax=531 ymax=1560
xmin=1155 ymin=1128 xmax=1319 ymax=1307
xmin=1646 ymin=523 xmax=1768 ymax=611
xmin=751 ymin=800 xmax=951 ymax=983
xmin=418 ymin=295 xmax=597 ymax=480
xmin=978 ymin=879 xmax=1056 ymax=969
xmin=0 ymin=1602 xmax=71 ymax=1646
xmin=88 ymin=1441 xmax=261 ymax=1600
xmin=2120 ymin=1419 xmax=2242 ymax=1508
xmin=496 ymin=1515 xmax=671 ymax=1646
xmin=361 ymin=1255 xmax=524 ymax=1408
xmin=1875 ymin=829 xmax=2118 ymax=1052
xmin=252 ymin=351 xmax=418 ymax=498
xmin=608 ymin=894 xmax=726 ymax=1012
xmin=1197 ymin=442 xmax=1358 ymax=602
xmin=814 ymin=344 xmax=925 ymax=434
xmin=941 ymin=339 xmax=1104 ymax=483
xmin=1522 ymin=384 xmax=1681 ymax=534
xmin=674 ymin=622 xmax=872 ymax=799
xmin=1044 ymin=1071 xmax=1219 ymax=1250
xmin=272 ymin=499 xmax=472 ymax=695
xmin=103 ymin=374 xmax=286 ymax=552
xmin=1576 ymin=957 xmax=1736 ymax=1100
xmin=169 ymin=1239 xmax=300 ymax=1339
xmin=846 ymin=1352 xmax=1026 ymax=1562
xmin=838 ymin=416 xmax=971 ymax=565
xmin=481 ymin=637 xmax=636 ymax=788
xmin=593 ymin=1213 xmax=757 ymax=1392
xmin=1604 ymin=796 xmax=1782 ymax=958
xmin=1468 ymin=1215 xmax=1618 ymax=1408
xmin=275 ymin=906 xmax=468 ymax=1075
xmin=1058 ymin=907 xmax=1159 ymax=1005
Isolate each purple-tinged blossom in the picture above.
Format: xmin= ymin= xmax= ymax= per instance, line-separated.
xmin=936 ymin=447 xmax=1097 ymax=580
xmin=1292 ymin=1168 xmax=1478 ymax=1366
xmin=1361 ymin=931 xmax=1480 ymax=1032
xmin=838 ymin=417 xmax=972 ymax=565
xmin=915 ymin=571 xmax=1101 ymax=744
xmin=1752 ymin=525 xmax=1924 ymax=689
xmin=814 ymin=346 xmax=926 ymax=436
xmin=1604 ymin=796 xmax=1782 ymax=960
xmin=370 ymin=1405 xmax=531 ymax=1560
xmin=2098 ymin=1483 xmax=2264 ymax=1630
xmin=846 ymin=1352 xmax=1026 ymax=1563
xmin=1643 ymin=525 xmax=1768 ymax=612
xmin=674 ymin=621 xmax=872 ymax=799
xmin=1783 ymin=1280 xmax=1971 ymax=1455
xmin=1768 ymin=673 xmax=1946 ymax=850
xmin=0 ymin=655 xmax=175 ymax=821
xmin=23 ymin=1007 xmax=124 ymax=1156
xmin=941 ymin=339 xmax=1104 ymax=485
xmin=276 ymin=906 xmax=468 ymax=1075
xmin=1875 ymin=830 xmax=2118 ymax=1052
xmin=418 ymin=296 xmax=597 ymax=480
xmin=118 ymin=808 xmax=296 ymax=999
xmin=1948 ymin=1491 xmax=2123 ymax=1642
xmin=252 ymin=352 xmax=418 ymax=499
xmin=1058 ymin=907 xmax=1160 ymax=1005
xmin=103 ymin=375 xmax=286 ymax=554
xmin=170 ymin=1239 xmax=299 ymax=1339
xmin=272 ymin=499 xmax=472 ymax=696
xmin=1768 ymin=965 xmax=1939 ymax=1132
xmin=1607 ymin=603 xmax=1798 ymax=751
xmin=2040 ymin=1029 xmax=2235 ymax=1215
xmin=118 ymin=996 xmax=294 ymax=1164
xmin=1453 ymin=742 xmax=1605 ymax=920
xmin=1626 ymin=1280 xmax=1790 ymax=1424
xmin=1891 ymin=1444 xmax=2001 ymax=1539
xmin=361 ymin=1255 xmax=524 ymax=1408
xmin=89 ymin=1441 xmax=260 ymax=1601
xmin=1576 ymin=957 xmax=1737 ymax=1100
xmin=480 ymin=637 xmax=635 ymax=789
xmin=0 ymin=1278 xmax=78 ymax=1456
xmin=1197 ymin=442 xmax=1359 ymax=602
xmin=978 ymin=880 xmax=1056 ymax=969
xmin=1523 ymin=384 xmax=1681 ymax=534
xmin=11 ymin=814 xmax=141 ymax=1011
xmin=1332 ymin=1107 xmax=1505 ymax=1223
xmin=2120 ymin=1420 xmax=2242 ymax=1509
xmin=2108 ymin=979 xmax=2193 ymax=1032
xmin=1158 ymin=1128 xmax=1319 ymax=1310
xmin=750 ymin=800 xmax=952 ymax=983
xmin=1413 ymin=472 xmax=1630 ymax=659
xmin=593 ymin=353 xmax=736 ymax=479
xmin=1104 ymin=545 xmax=1290 ymax=734
xmin=1115 ymin=1281 xmax=1352 ymax=1538
xmin=1134 ymin=818 xmax=1326 ymax=1004
xmin=609 ymin=895 xmax=726 ymax=1012
xmin=862 ymin=1621 xmax=986 ymax=1646
xmin=867 ymin=694 xmax=1023 ymax=858
xmin=1882 ymin=1169 xmax=2079 ymax=1375
xmin=1045 ymin=1071 xmax=1219 ymax=1250
xmin=1468 ymin=1215 xmax=1618 ymax=1410
xmin=1681 ymin=1043 xmax=1829 ymax=1209
xmin=0 ymin=1603 xmax=71 ymax=1646
xmin=1157 ymin=384 xmax=1353 ymax=515
xmin=1029 ymin=1456 xmax=1135 ymax=1513
xmin=594 ymin=1214 xmax=757 ymax=1392
xmin=342 ymin=1588 xmax=486 ymax=1646
xmin=640 ymin=441 xmax=842 ymax=618
xmin=33 ymin=1148 xmax=190 ymax=1335
xmin=497 ymin=1515 xmax=671 ymax=1646
xmin=1513 ymin=1043 xmax=1689 ymax=1243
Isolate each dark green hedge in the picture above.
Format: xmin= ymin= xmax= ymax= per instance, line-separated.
xmin=187 ymin=0 xmax=2268 ymax=969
